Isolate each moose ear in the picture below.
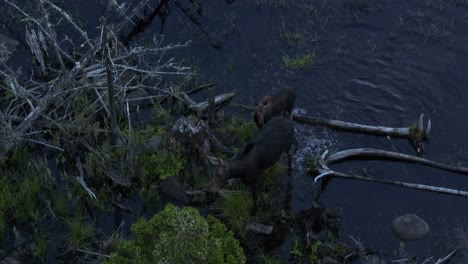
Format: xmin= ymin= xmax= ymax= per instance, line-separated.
xmin=260 ymin=96 xmax=271 ymax=105
xmin=251 ymin=97 xmax=258 ymax=106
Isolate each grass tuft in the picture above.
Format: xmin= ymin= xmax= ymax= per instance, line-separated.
xmin=282 ymin=52 xmax=316 ymax=70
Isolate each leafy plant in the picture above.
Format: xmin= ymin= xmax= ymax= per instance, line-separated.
xmin=105 ymin=203 xmax=245 ymax=264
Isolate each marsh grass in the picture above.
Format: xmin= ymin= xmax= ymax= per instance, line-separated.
xmin=33 ymin=234 xmax=48 ymax=262
xmin=0 ymin=151 xmax=51 ymax=234
xmin=54 ymin=193 xmax=72 ymax=218
xmin=280 ymin=23 xmax=310 ymax=48
xmin=216 ymin=191 xmax=253 ymax=237
xmin=67 ymin=217 xmax=95 ymax=248
xmin=282 ymin=52 xmax=316 ymax=70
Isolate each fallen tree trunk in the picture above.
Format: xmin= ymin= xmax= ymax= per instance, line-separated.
xmin=292 ymin=114 xmax=430 ymax=140
xmin=325 ymin=148 xmax=468 ymax=176
xmin=314 ymin=156 xmax=468 ymax=198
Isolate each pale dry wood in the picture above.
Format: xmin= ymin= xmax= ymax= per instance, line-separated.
xmin=326 ymin=148 xmax=468 ymax=176
xmin=314 ymin=152 xmax=468 ymax=198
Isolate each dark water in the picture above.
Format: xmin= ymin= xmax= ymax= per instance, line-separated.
xmin=157 ymin=0 xmax=468 ymax=259
xmin=3 ymin=0 xmax=468 ymax=261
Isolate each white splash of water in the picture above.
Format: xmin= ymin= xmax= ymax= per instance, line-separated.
xmin=293 ymin=123 xmax=336 ymax=174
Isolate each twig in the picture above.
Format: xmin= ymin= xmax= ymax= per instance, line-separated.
xmin=22 ymin=138 xmax=64 ymax=152
xmin=76 ymin=248 xmax=110 ymax=258
xmin=433 ymin=248 xmax=458 ymax=264
xmin=121 ymin=0 xmax=170 ymax=46
xmin=43 ymin=0 xmax=94 ymax=50
xmin=75 ymin=156 xmax=97 ymax=200
xmin=186 ymin=83 xmax=216 ymax=95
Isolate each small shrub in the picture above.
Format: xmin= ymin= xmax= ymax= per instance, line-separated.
xmin=105 ymin=204 xmax=245 ymax=264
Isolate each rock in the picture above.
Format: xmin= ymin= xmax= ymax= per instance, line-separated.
xmin=245 ymin=222 xmax=273 ymax=235
xmin=0 ymin=33 xmax=20 ymax=53
xmin=160 ymin=176 xmax=190 ymax=204
xmin=391 ymin=214 xmax=429 ymax=241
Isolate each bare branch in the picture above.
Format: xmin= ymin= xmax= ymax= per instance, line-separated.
xmin=325 ymin=148 xmax=468 ymax=176
xmin=314 ymin=153 xmax=468 ymax=198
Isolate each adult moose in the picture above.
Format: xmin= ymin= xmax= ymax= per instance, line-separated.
xmin=206 ymin=116 xmax=294 ymax=208
xmin=254 ymin=87 xmax=296 ymax=129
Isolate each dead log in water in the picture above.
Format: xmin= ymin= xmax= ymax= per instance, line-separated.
xmin=188 ymin=92 xmax=235 ymax=114
xmin=313 ymin=151 xmax=468 ymax=198
xmin=325 ymin=148 xmax=468 ymax=176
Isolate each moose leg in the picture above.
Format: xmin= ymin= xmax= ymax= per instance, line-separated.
xmin=284 ymin=149 xmax=293 ymax=211
xmin=251 ymin=185 xmax=258 ymax=215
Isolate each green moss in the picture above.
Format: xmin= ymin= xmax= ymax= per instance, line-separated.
xmin=409 ymin=125 xmax=426 ymax=141
xmin=282 ymin=52 xmax=316 ymax=70
xmin=104 ymin=204 xmax=245 ymax=264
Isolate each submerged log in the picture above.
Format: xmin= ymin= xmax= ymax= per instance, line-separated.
xmin=188 ymin=92 xmax=235 ymax=114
